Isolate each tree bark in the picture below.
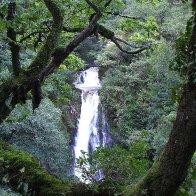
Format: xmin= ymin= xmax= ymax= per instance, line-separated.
xmin=7 ymin=2 xmax=21 ymax=76
xmin=128 ymin=1 xmax=196 ymax=195
xmin=0 ymin=0 xmax=64 ymax=122
xmin=129 ymin=81 xmax=196 ymax=196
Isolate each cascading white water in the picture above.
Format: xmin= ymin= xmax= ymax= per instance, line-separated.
xmin=74 ymin=67 xmax=102 ymax=178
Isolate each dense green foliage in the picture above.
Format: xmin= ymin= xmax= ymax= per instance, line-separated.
xmin=76 ymin=141 xmax=150 ymax=192
xmin=0 ymin=98 xmax=73 ymax=181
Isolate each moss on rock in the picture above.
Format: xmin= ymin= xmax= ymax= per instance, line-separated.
xmin=0 ymin=140 xmax=73 ymax=195
xmin=0 ymin=140 xmax=113 ymax=195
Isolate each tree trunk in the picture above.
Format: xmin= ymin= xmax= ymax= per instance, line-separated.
xmin=128 ymin=1 xmax=196 ymax=195
xmin=129 ymin=81 xmax=196 ymax=196
xmin=7 ymin=2 xmax=21 ymax=76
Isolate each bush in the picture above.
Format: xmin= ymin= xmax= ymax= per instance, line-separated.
xmin=75 ymin=141 xmax=150 ymax=192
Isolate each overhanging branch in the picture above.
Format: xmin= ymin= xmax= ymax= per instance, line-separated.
xmin=114 ymin=37 xmax=161 ymax=49
xmin=38 ymin=9 xmax=102 ymax=82
xmin=104 ymin=11 xmax=144 ymax=21
xmin=104 ymin=0 xmax=113 ymax=8
xmin=111 ymin=37 xmax=148 ymax=54
xmin=85 ymin=0 xmax=101 ymax=15
xmin=97 ymin=24 xmax=149 ymax=54
xmin=0 ymin=0 xmax=150 ymax=122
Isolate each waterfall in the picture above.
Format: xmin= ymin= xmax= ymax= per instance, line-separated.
xmin=73 ymin=67 xmax=110 ymax=179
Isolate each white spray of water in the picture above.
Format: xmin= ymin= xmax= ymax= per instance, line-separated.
xmin=74 ymin=67 xmax=101 ymax=178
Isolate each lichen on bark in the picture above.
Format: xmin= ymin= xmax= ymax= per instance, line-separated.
xmin=0 ymin=0 xmax=64 ymax=122
xmin=27 ymin=0 xmax=63 ymax=75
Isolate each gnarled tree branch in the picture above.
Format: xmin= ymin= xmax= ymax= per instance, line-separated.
xmin=0 ymin=0 xmax=64 ymax=122
xmin=113 ymin=37 xmax=161 ymax=49
xmin=111 ymin=37 xmax=148 ymax=54
xmin=85 ymin=0 xmax=101 ymax=15
xmin=105 ymin=11 xmax=144 ymax=21
xmin=38 ymin=7 xmax=102 ymax=82
xmin=97 ymin=24 xmax=149 ymax=54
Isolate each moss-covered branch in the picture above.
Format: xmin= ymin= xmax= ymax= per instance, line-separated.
xmin=27 ymin=0 xmax=63 ymax=74
xmin=97 ymin=24 xmax=148 ymax=54
xmin=0 ymin=0 xmax=63 ymax=122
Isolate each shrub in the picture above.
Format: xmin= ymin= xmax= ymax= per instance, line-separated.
xmin=75 ymin=141 xmax=150 ymax=192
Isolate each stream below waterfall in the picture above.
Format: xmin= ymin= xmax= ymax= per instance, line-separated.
xmin=73 ymin=67 xmax=111 ymax=179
